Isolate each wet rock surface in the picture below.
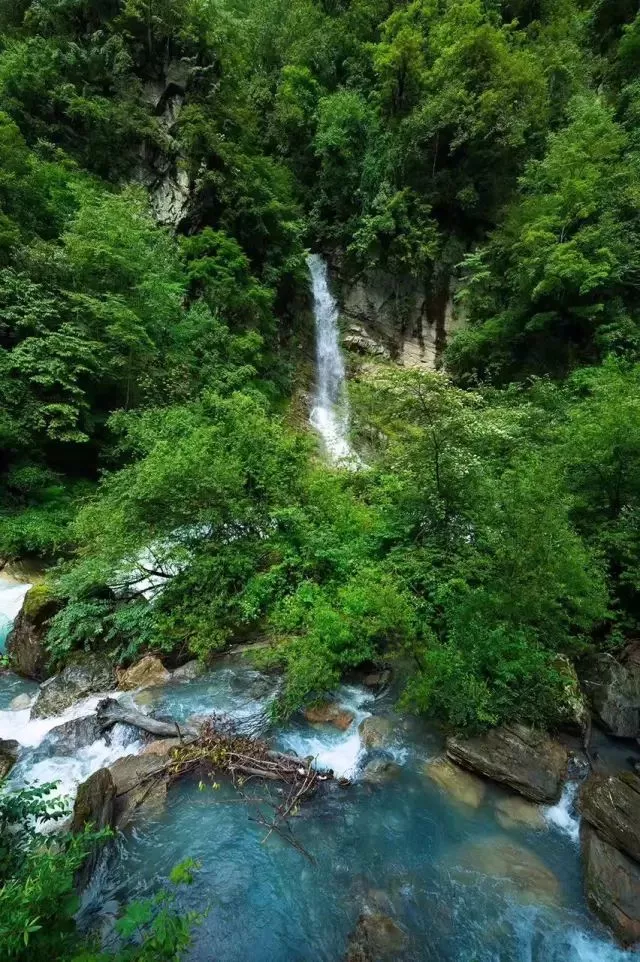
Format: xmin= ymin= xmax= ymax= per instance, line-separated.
xmin=581 ymin=823 xmax=640 ymax=946
xmin=344 ymin=913 xmax=407 ymax=961
xmin=446 ymin=724 xmax=567 ymax=803
xmin=304 ymin=701 xmax=355 ymax=731
xmin=31 ymin=654 xmax=116 ymax=718
xmin=6 ymin=584 xmax=57 ymax=680
xmin=358 ymin=716 xmax=394 ymax=750
xmin=0 ymin=738 xmax=19 ymax=780
xmin=493 ymin=794 xmax=545 ymax=832
xmin=361 ymin=754 xmax=401 ymax=784
xmin=452 ymin=838 xmax=562 ymax=908
xmin=116 ymin=655 xmax=171 ymax=692
xmin=580 ymin=646 xmax=640 ymax=738
xmin=425 ymin=757 xmax=487 ymax=809
xmin=109 ymin=752 xmax=169 ymax=827
xmin=580 ymin=772 xmax=640 ymax=863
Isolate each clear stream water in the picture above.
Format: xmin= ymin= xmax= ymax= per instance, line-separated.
xmin=0 ymin=656 xmax=636 ymax=962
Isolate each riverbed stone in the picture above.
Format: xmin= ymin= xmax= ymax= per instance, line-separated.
xmin=109 ymin=753 xmax=168 ymax=827
xmin=344 ymin=913 xmax=407 ymax=961
xmin=579 ymin=772 xmax=640 ymax=863
xmin=452 ymin=838 xmax=562 ymax=907
xmin=117 ymin=655 xmax=171 ymax=692
xmin=446 ymin=724 xmax=567 ymax=803
xmin=172 ymin=659 xmax=206 ymax=682
xmin=582 ymin=823 xmax=640 ymax=946
xmin=304 ymin=701 xmax=355 ymax=731
xmin=71 ymin=767 xmax=116 ymax=834
xmin=141 ymin=737 xmax=182 ymax=756
xmin=425 ymin=757 xmax=487 ymax=809
xmin=494 ymin=794 xmax=546 ymax=832
xmin=358 ymin=716 xmax=394 ymax=750
xmin=580 ymin=647 xmax=640 ymax=739
xmin=8 ymin=692 xmax=33 ymax=710
xmin=362 ymin=668 xmax=392 ymax=690
xmin=361 ymin=755 xmax=402 ymax=784
xmin=31 ymin=653 xmax=116 ymax=718
xmin=6 ymin=584 xmax=58 ymax=680
xmin=0 ymin=739 xmax=19 ymax=780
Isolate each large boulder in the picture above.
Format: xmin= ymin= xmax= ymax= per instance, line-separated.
xmin=71 ymin=768 xmax=116 ymax=834
xmin=6 ymin=584 xmax=58 ymax=680
xmin=0 ymin=738 xmax=19 ymax=780
xmin=344 ymin=913 xmax=407 ymax=961
xmin=116 ymin=655 xmax=171 ymax=692
xmin=358 ymin=716 xmax=394 ymax=750
xmin=446 ymin=724 xmax=567 ymax=803
xmin=493 ymin=794 xmax=545 ymax=832
xmin=580 ymin=647 xmax=640 ymax=738
xmin=304 ymin=701 xmax=355 ymax=731
xmin=33 ymin=715 xmax=101 ymax=758
xmin=109 ymin=753 xmax=168 ymax=827
xmin=582 ymin=824 xmax=640 ymax=947
xmin=31 ymin=654 xmax=115 ymax=718
xmin=172 ymin=660 xmax=206 ymax=682
xmin=580 ymin=773 xmax=640 ymax=864
xmin=450 ymin=838 xmax=562 ymax=908
xmin=424 ymin=757 xmax=486 ymax=809
xmin=71 ymin=768 xmax=117 ymax=885
xmin=361 ymin=755 xmax=402 ymax=785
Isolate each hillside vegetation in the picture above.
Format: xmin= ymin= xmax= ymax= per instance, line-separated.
xmin=0 ymin=0 xmax=639 ymax=734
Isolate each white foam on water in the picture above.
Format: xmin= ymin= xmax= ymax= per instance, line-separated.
xmin=279 ymin=685 xmax=376 ymax=778
xmin=567 ymin=929 xmax=637 ymax=961
xmin=10 ymin=724 xmax=142 ymax=817
xmin=0 ymin=692 xmax=118 ymax=749
xmin=544 ymin=781 xmax=580 ymax=842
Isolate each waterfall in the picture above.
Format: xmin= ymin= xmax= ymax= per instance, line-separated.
xmin=308 ymin=254 xmax=356 ymax=464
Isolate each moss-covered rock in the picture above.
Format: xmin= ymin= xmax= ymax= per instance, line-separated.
xmin=6 ymin=584 xmax=58 ymax=681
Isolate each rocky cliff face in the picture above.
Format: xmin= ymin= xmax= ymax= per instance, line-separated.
xmin=133 ymin=59 xmax=197 ymax=228
xmin=333 ymin=263 xmax=466 ymax=372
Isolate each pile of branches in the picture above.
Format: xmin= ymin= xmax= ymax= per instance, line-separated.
xmin=170 ymin=716 xmax=323 ymax=793
xmin=96 ymin=699 xmax=331 ymax=859
xmin=170 ymin=717 xmax=330 ymax=860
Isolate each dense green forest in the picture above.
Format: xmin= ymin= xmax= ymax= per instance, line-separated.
xmin=0 ymin=0 xmax=638 ymax=733
xmin=1 ymin=1 xmax=640 ymax=957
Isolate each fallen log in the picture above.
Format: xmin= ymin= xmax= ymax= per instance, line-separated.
xmin=96 ymin=697 xmax=198 ymax=740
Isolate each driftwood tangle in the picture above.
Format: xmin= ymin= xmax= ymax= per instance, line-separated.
xmin=96 ymin=698 xmax=331 ymax=857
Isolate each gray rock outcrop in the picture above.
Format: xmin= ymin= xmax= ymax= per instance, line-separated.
xmin=580 ymin=646 xmax=640 ymax=738
xmin=31 ymin=654 xmax=116 ymax=718
xmin=446 ymin=724 xmax=567 ymax=803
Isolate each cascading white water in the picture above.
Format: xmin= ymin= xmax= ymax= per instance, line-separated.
xmin=0 ymin=574 xmax=32 ymax=651
xmin=308 ymin=254 xmax=356 ymax=464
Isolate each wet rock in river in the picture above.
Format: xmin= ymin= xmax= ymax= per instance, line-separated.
xmin=71 ymin=767 xmax=116 ymax=834
xmin=8 ymin=692 xmax=32 ymax=710
xmin=581 ymin=823 xmax=640 ymax=946
xmin=109 ymin=753 xmax=168 ymax=827
xmin=35 ymin=714 xmax=102 ymax=757
xmin=579 ymin=646 xmax=640 ymax=738
xmin=358 ymin=716 xmax=394 ymax=750
xmin=362 ymin=668 xmax=392 ymax=690
xmin=452 ymin=838 xmax=562 ymax=908
xmin=117 ymin=655 xmax=171 ymax=691
xmin=6 ymin=584 xmax=58 ymax=681
xmin=344 ymin=912 xmax=407 ymax=961
xmin=172 ymin=659 xmax=205 ymax=682
xmin=580 ymin=772 xmax=640 ymax=864
xmin=446 ymin=724 xmax=567 ymax=803
xmin=493 ymin=794 xmax=545 ymax=832
xmin=361 ymin=754 xmax=401 ymax=784
xmin=0 ymin=738 xmax=19 ymax=780
xmin=304 ymin=701 xmax=355 ymax=731
xmin=141 ymin=737 xmax=182 ymax=756
xmin=31 ymin=653 xmax=116 ymax=718
xmin=424 ymin=757 xmax=486 ymax=809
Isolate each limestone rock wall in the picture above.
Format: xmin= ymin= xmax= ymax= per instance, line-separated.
xmin=333 ymin=262 xmax=466 ymax=372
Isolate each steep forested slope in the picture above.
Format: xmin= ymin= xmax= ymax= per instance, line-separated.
xmin=0 ymin=0 xmax=639 ymax=737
